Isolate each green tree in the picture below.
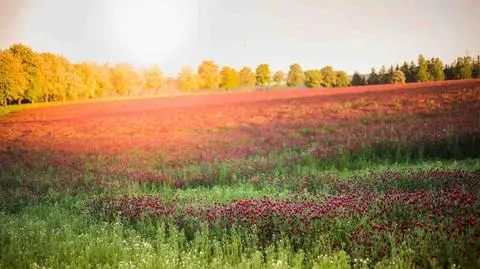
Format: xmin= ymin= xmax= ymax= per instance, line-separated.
xmin=178 ymin=66 xmax=198 ymax=91
xmin=387 ymin=66 xmax=395 ymax=83
xmin=320 ymin=66 xmax=337 ymax=88
xmin=286 ymin=63 xmax=305 ymax=87
xmin=219 ymin=66 xmax=241 ymax=90
xmin=417 ymin=54 xmax=432 ymax=82
xmin=7 ymin=43 xmax=40 ymax=104
xmin=272 ymin=70 xmax=286 ymax=87
xmin=473 ymin=55 xmax=480 ymax=78
xmin=304 ymin=69 xmax=322 ymax=88
xmin=142 ymin=65 xmax=164 ymax=92
xmin=350 ymin=72 xmax=364 ymax=86
xmin=431 ymin=58 xmax=445 ymax=81
xmin=239 ymin=66 xmax=256 ymax=88
xmin=0 ymin=50 xmax=28 ymax=106
xmin=378 ymin=65 xmax=388 ymax=84
xmin=392 ymin=70 xmax=406 ymax=84
xmin=367 ymin=68 xmax=379 ymax=85
xmin=197 ymin=60 xmax=220 ymax=90
xmin=401 ymin=61 xmax=417 ymax=83
xmin=457 ymin=56 xmax=473 ymax=79
xmin=255 ymin=64 xmax=271 ymax=87
xmin=335 ymin=71 xmax=350 ymax=87
xmin=110 ymin=63 xmax=141 ymax=96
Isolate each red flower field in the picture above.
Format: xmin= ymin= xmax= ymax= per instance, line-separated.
xmin=2 ymin=79 xmax=480 ymax=267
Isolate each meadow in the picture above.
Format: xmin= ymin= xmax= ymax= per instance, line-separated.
xmin=1 ymin=80 xmax=480 ymax=268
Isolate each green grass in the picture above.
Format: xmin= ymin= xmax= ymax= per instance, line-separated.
xmin=2 ymin=161 xmax=478 ymax=268
xmin=2 ymin=129 xmax=480 ymax=267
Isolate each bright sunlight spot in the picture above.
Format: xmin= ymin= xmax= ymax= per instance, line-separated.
xmin=111 ymin=0 xmax=191 ymax=64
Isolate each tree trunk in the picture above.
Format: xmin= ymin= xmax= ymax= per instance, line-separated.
xmin=18 ymin=99 xmax=22 ymax=105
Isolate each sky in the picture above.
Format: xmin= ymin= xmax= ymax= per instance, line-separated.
xmin=1 ymin=0 xmax=479 ymax=76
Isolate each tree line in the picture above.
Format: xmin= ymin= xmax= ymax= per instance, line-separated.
xmin=1 ymin=43 xmax=480 ymax=106
xmin=351 ymin=55 xmax=480 ymax=86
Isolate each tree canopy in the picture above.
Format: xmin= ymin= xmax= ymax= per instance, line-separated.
xmin=0 ymin=43 xmax=478 ymax=107
xmin=219 ymin=66 xmax=241 ymax=90
xmin=286 ymin=63 xmax=305 ymax=87
xmin=255 ymin=64 xmax=271 ymax=87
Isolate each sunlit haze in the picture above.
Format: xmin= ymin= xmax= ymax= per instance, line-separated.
xmin=1 ymin=0 xmax=479 ymax=75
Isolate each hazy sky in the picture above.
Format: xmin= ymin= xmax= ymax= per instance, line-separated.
xmin=1 ymin=0 xmax=479 ymax=76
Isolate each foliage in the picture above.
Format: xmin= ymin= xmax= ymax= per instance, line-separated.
xmin=239 ymin=66 xmax=256 ymax=88
xmin=110 ymin=63 xmax=141 ymax=96
xmin=417 ymin=54 xmax=433 ymax=82
xmin=457 ymin=56 xmax=473 ymax=79
xmin=7 ymin=43 xmax=41 ymax=103
xmin=255 ymin=64 xmax=271 ymax=87
xmin=392 ymin=70 xmax=406 ymax=84
xmin=473 ymin=56 xmax=480 ymax=78
xmin=320 ymin=66 xmax=337 ymax=88
xmin=304 ymin=69 xmax=323 ymax=88
xmin=367 ymin=68 xmax=379 ymax=85
xmin=430 ymin=57 xmax=445 ymax=81
xmin=178 ymin=66 xmax=198 ymax=91
xmin=286 ymin=63 xmax=305 ymax=87
xmin=219 ymin=66 xmax=241 ymax=90
xmin=198 ymin=60 xmax=221 ymax=90
xmin=142 ymin=65 xmax=164 ymax=92
xmin=0 ymin=50 xmax=28 ymax=106
xmin=335 ymin=71 xmax=350 ymax=87
xmin=272 ymin=70 xmax=286 ymax=87
xmin=0 ymin=43 xmax=478 ymax=108
xmin=350 ymin=72 xmax=365 ymax=86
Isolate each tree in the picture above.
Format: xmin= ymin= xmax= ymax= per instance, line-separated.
xmin=392 ymin=70 xmax=406 ymax=84
xmin=110 ymin=63 xmax=141 ymax=96
xmin=7 ymin=44 xmax=40 ymax=104
xmin=350 ymin=72 xmax=364 ymax=86
xmin=94 ymin=64 xmax=113 ymax=97
xmin=197 ymin=60 xmax=220 ymax=90
xmin=63 ymin=60 xmax=86 ymax=101
xmin=473 ymin=55 xmax=480 ymax=78
xmin=37 ymin=52 xmax=71 ymax=102
xmin=178 ymin=66 xmax=198 ymax=91
xmin=378 ymin=65 xmax=388 ymax=84
xmin=255 ymin=64 xmax=271 ymax=87
xmin=335 ymin=71 xmax=350 ymax=87
xmin=272 ymin=70 xmax=286 ymax=87
xmin=367 ymin=68 xmax=379 ymax=85
xmin=457 ymin=56 xmax=473 ymax=79
xmin=304 ymin=69 xmax=322 ymax=88
xmin=417 ymin=54 xmax=432 ymax=82
xmin=387 ymin=66 xmax=395 ymax=83
xmin=286 ymin=63 xmax=305 ymax=87
xmin=431 ymin=58 xmax=445 ymax=81
xmin=239 ymin=66 xmax=256 ymax=88
xmin=75 ymin=62 xmax=101 ymax=99
xmin=219 ymin=66 xmax=241 ymax=90
xmin=0 ymin=50 xmax=28 ymax=106
xmin=400 ymin=61 xmax=418 ymax=83
xmin=142 ymin=65 xmax=164 ymax=92
xmin=320 ymin=66 xmax=336 ymax=88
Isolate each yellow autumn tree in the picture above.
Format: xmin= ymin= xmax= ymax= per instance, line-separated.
xmin=197 ymin=60 xmax=220 ymax=90
xmin=0 ymin=50 xmax=28 ymax=106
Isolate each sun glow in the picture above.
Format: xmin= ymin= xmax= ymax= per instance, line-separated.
xmin=111 ymin=0 xmax=193 ymax=65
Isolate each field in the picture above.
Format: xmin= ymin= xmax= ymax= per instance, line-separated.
xmin=1 ymin=80 xmax=480 ymax=268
